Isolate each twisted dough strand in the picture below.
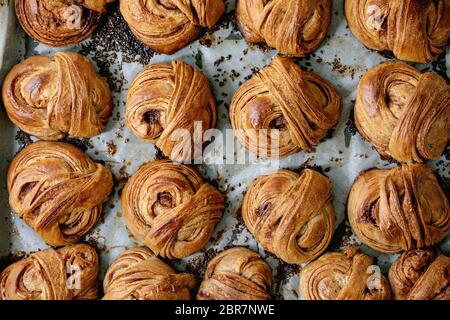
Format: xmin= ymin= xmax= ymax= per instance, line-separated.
xmin=7 ymin=141 xmax=113 ymax=246
xmin=125 ymin=60 xmax=217 ymax=162
xmin=197 ymin=247 xmax=272 ymax=300
xmin=15 ymin=0 xmax=113 ymax=47
xmin=2 ymin=52 xmax=112 ymax=140
xmin=345 ymin=0 xmax=450 ymax=63
xmin=300 ymin=246 xmax=391 ymax=300
xmin=242 ymin=168 xmax=335 ymax=264
xmin=348 ymin=164 xmax=450 ymax=253
xmin=389 ymin=249 xmax=450 ymax=300
xmin=103 ymin=247 xmax=195 ymax=300
xmin=236 ymin=0 xmax=332 ymax=57
xmin=355 ymin=62 xmax=450 ymax=163
xmin=230 ymin=57 xmax=341 ymax=158
xmin=120 ymin=0 xmax=225 ymax=54
xmin=0 ymin=244 xmax=99 ymax=300
xmin=122 ymin=160 xmax=224 ymax=259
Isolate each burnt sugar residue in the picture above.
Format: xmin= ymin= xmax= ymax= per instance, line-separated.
xmin=0 ymin=251 xmax=27 ymax=271
xmin=329 ymin=220 xmax=356 ymax=250
xmin=270 ymin=254 xmax=301 ymax=300
xmin=14 ymin=130 xmax=33 ymax=152
xmin=344 ymin=109 xmax=358 ymax=148
xmin=185 ymin=247 xmax=220 ymax=283
xmin=81 ymin=2 xmax=157 ymax=66
xmin=62 ymin=136 xmax=93 ymax=152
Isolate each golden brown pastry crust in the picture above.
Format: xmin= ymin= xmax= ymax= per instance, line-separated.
xmin=230 ymin=57 xmax=341 ymax=158
xmin=197 ymin=247 xmax=272 ymax=300
xmin=300 ymin=246 xmax=391 ymax=300
xmin=121 ymin=160 xmax=224 ymax=259
xmin=2 ymin=52 xmax=112 ymax=140
xmin=242 ymin=168 xmax=335 ymax=264
xmin=7 ymin=141 xmax=114 ymax=246
xmin=0 ymin=244 xmax=99 ymax=300
xmin=389 ymin=249 xmax=450 ymax=300
xmin=16 ymin=0 xmax=113 ymax=47
xmin=348 ymin=164 xmax=450 ymax=253
xmin=125 ymin=60 xmax=217 ymax=162
xmin=236 ymin=0 xmax=331 ymax=57
xmin=355 ymin=62 xmax=450 ymax=163
xmin=345 ymin=0 xmax=450 ymax=63
xmin=103 ymin=247 xmax=195 ymax=300
xmin=120 ymin=0 xmax=225 ymax=54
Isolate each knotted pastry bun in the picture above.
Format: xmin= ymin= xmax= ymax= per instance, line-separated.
xmin=230 ymin=56 xmax=341 ymax=158
xmin=125 ymin=60 xmax=217 ymax=163
xmin=242 ymin=168 xmax=335 ymax=264
xmin=7 ymin=141 xmax=114 ymax=246
xmin=122 ymin=160 xmax=224 ymax=259
xmin=345 ymin=0 xmax=450 ymax=63
xmin=300 ymin=246 xmax=391 ymax=300
xmin=236 ymin=0 xmax=332 ymax=57
xmin=103 ymin=247 xmax=196 ymax=300
xmin=348 ymin=164 xmax=450 ymax=253
xmin=0 ymin=244 xmax=99 ymax=300
xmin=197 ymin=247 xmax=272 ymax=300
xmin=16 ymin=0 xmax=114 ymax=47
xmin=355 ymin=62 xmax=450 ymax=163
xmin=120 ymin=0 xmax=225 ymax=54
xmin=2 ymin=52 xmax=112 ymax=140
xmin=389 ymin=249 xmax=450 ymax=300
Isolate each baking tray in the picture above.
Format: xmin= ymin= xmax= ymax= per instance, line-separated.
xmin=0 ymin=0 xmax=449 ymax=300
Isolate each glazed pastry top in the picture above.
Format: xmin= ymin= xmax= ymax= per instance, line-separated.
xmin=345 ymin=0 xmax=450 ymax=63
xmin=2 ymin=52 xmax=112 ymax=140
xmin=197 ymin=247 xmax=272 ymax=300
xmin=355 ymin=61 xmax=450 ymax=163
xmin=348 ymin=164 xmax=450 ymax=253
xmin=7 ymin=141 xmax=113 ymax=246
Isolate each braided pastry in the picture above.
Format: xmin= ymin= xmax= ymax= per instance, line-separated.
xmin=345 ymin=0 xmax=450 ymax=63
xmin=197 ymin=247 xmax=272 ymax=300
xmin=120 ymin=0 xmax=225 ymax=54
xmin=348 ymin=164 xmax=450 ymax=253
xmin=389 ymin=249 xmax=450 ymax=300
xmin=236 ymin=0 xmax=332 ymax=57
xmin=122 ymin=160 xmax=224 ymax=259
xmin=242 ymin=168 xmax=334 ymax=264
xmin=7 ymin=141 xmax=114 ymax=246
xmin=355 ymin=62 xmax=450 ymax=163
xmin=16 ymin=0 xmax=114 ymax=47
xmin=230 ymin=56 xmax=341 ymax=158
xmin=2 ymin=52 xmax=112 ymax=140
xmin=300 ymin=246 xmax=391 ymax=300
xmin=103 ymin=247 xmax=196 ymax=300
xmin=0 ymin=244 xmax=99 ymax=300
xmin=125 ymin=60 xmax=217 ymax=162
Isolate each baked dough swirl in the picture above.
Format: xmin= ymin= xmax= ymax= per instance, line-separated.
xmin=125 ymin=60 xmax=217 ymax=162
xmin=16 ymin=0 xmax=114 ymax=47
xmin=0 ymin=244 xmax=99 ymax=300
xmin=103 ymin=247 xmax=196 ymax=300
xmin=300 ymin=246 xmax=391 ymax=300
xmin=345 ymin=0 xmax=450 ymax=63
xmin=2 ymin=52 xmax=112 ymax=140
xmin=348 ymin=164 xmax=450 ymax=253
xmin=355 ymin=62 xmax=450 ymax=163
xmin=197 ymin=247 xmax=272 ymax=300
xmin=242 ymin=168 xmax=335 ymax=264
xmin=230 ymin=57 xmax=341 ymax=158
xmin=7 ymin=141 xmax=114 ymax=246
xmin=122 ymin=160 xmax=224 ymax=259
xmin=120 ymin=0 xmax=226 ymax=54
xmin=236 ymin=0 xmax=332 ymax=57
xmin=389 ymin=249 xmax=450 ymax=300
